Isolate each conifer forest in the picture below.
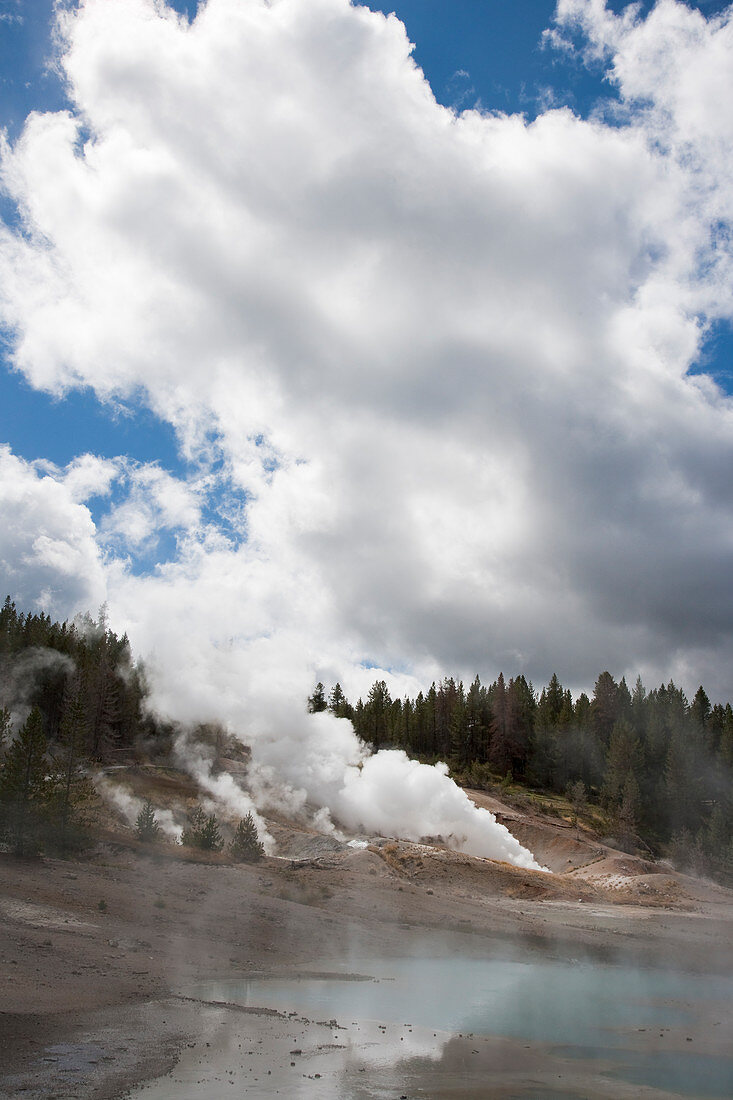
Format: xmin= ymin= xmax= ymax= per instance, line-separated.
xmin=1 ymin=595 xmax=731 ymax=878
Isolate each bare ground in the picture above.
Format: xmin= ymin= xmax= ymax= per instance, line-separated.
xmin=1 ymin=785 xmax=732 ymax=1098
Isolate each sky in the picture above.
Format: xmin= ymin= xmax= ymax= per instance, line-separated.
xmin=2 ymin=0 xmax=733 ymax=727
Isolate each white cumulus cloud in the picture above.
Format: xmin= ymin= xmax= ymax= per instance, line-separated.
xmin=1 ymin=0 xmax=733 ymax=711
xmin=0 ymin=446 xmax=106 ymax=617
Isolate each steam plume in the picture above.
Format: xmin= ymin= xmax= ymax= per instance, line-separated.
xmin=95 ymin=774 xmax=183 ymax=842
xmin=172 ymin=731 xmax=275 ymax=853
xmin=0 ymin=648 xmax=75 ymax=732
xmin=182 ymin=693 xmax=546 ymax=871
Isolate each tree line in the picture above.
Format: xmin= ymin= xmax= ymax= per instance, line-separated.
xmin=0 ymin=598 xmax=268 ymax=860
xmin=0 ymin=596 xmax=158 ymax=760
xmin=309 ymin=670 xmax=733 ymax=876
xmin=2 ymin=596 xmax=730 ymax=874
xmin=136 ymin=799 xmax=264 ymax=861
xmin=0 ymin=596 xmax=170 ymax=856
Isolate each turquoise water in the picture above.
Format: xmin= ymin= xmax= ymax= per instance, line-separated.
xmin=189 ymin=953 xmax=733 ymax=1097
xmin=193 ymin=955 xmax=728 ymax=1045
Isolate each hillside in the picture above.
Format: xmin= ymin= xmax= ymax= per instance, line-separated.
xmin=1 ymin=774 xmax=732 ymax=1099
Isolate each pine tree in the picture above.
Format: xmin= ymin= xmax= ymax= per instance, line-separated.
xmin=0 ymin=596 xmax=17 ymax=652
xmin=0 ymin=707 xmax=50 ymax=856
xmin=181 ymin=806 xmax=223 ymax=851
xmin=558 ymin=690 xmax=574 ymax=729
xmin=690 ymin=685 xmax=713 ymax=752
xmin=0 ymin=706 xmax=10 ymax=754
xmin=691 ymin=685 xmax=711 ymax=728
xmin=435 ymin=678 xmax=461 ymax=757
xmin=365 ymin=680 xmax=392 ymax=750
xmin=135 ymin=799 xmax=162 ymax=842
xmin=538 ymin=674 xmax=564 ymax=727
xmin=488 ymin=672 xmax=508 ymax=771
xmin=181 ymin=806 xmax=206 ymax=847
xmin=449 ymin=694 xmax=469 ymax=769
xmin=308 ymin=683 xmax=327 ymax=713
xmin=616 ymin=677 xmax=632 ymax=723
xmin=424 ymin=683 xmax=438 ymax=755
xmin=720 ymin=705 xmax=733 ymax=768
xmin=490 ymin=676 xmax=534 ymax=779
xmin=531 ymin=676 xmax=564 ymax=788
xmin=199 ymin=814 xmax=224 ymax=851
xmin=591 ymin=672 xmax=619 ymax=748
xmin=630 ymin=675 xmax=647 ymax=732
xmin=704 ymin=805 xmax=728 ymax=863
xmin=528 ymin=721 xmax=556 ymax=787
xmin=411 ymin=691 xmax=428 ymax=755
xmin=229 ymin=812 xmax=265 ymax=862
xmin=602 ymin=719 xmax=642 ymax=810
xmin=566 ymin=779 xmax=587 ymax=838
xmin=90 ymin=660 xmax=121 ymax=761
xmin=462 ymin=676 xmax=491 ymax=765
xmin=664 ymin=727 xmax=696 ymax=838
xmin=328 ymin=683 xmax=353 ymax=719
xmin=616 ymin=772 xmax=642 ymax=845
xmin=51 ymin=677 xmax=92 ymax=855
xmin=574 ymin=691 xmax=591 ymax=727
xmin=395 ymin=695 xmax=413 ymax=749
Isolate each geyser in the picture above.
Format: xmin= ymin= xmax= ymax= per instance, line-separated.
xmin=170 ymin=705 xmax=546 ymax=871
xmin=331 ymin=748 xmax=544 ymax=870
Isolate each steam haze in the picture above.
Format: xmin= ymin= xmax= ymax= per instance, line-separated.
xmin=2 ymin=0 xmax=733 ymax=858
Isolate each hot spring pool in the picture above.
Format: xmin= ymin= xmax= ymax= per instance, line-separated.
xmin=193 ymin=953 xmax=729 ymax=1045
xmin=132 ymin=950 xmax=733 ymax=1099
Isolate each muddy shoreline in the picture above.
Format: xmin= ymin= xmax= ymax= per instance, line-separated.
xmin=2 ymin=792 xmax=733 ymax=1098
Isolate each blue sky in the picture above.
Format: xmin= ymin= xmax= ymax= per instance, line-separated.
xmin=0 ymin=0 xmax=186 ymax=487
xmin=370 ymin=0 xmax=618 ymax=116
xmin=1 ymin=0 xmax=731 ymax=497
xmin=2 ymin=0 xmax=733 ymax=709
xmin=1 ymin=0 xmax=731 ymax=487
xmin=6 ymin=2 xmax=725 ymax=133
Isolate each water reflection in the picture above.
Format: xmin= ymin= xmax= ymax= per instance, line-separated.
xmin=131 ymin=952 xmax=733 ymax=1099
xmin=198 ymin=956 xmax=713 ymax=1044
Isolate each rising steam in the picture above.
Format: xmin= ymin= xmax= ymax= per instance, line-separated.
xmin=161 ymin=689 xmax=545 ymax=871
xmin=247 ymin=709 xmax=545 ymax=871
xmin=172 ymin=730 xmax=275 ymax=853
xmin=95 ymin=774 xmax=183 ymax=842
xmin=0 ymin=648 xmax=75 ymax=732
